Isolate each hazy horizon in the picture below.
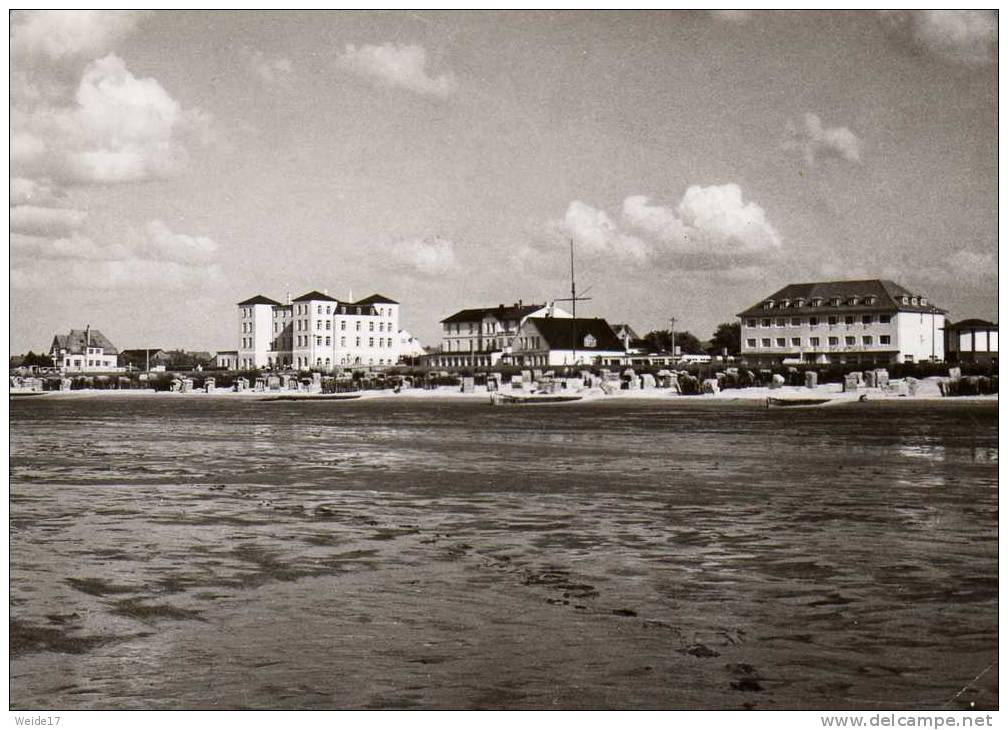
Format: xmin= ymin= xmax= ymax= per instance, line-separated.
xmin=9 ymin=10 xmax=998 ymax=354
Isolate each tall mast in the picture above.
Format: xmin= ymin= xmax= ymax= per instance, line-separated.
xmin=570 ymin=237 xmax=576 ymax=364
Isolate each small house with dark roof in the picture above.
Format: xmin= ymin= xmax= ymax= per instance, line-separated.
xmin=50 ymin=325 xmax=120 ymax=372
xmin=118 ymin=348 xmax=170 ymax=370
xmin=508 ymin=317 xmax=626 ymax=367
xmin=433 ymin=301 xmax=571 ymax=369
xmin=945 ymin=319 xmax=997 ymax=365
xmin=737 ymin=279 xmax=947 ymax=366
xmin=237 ymin=288 xmax=402 ymax=370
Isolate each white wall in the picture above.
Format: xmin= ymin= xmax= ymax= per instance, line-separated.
xmin=895 ymin=311 xmax=944 ymax=362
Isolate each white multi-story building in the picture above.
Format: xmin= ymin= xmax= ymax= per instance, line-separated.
xmin=737 ymin=279 xmax=946 ymax=366
xmin=236 ymin=290 xmax=400 ymax=370
xmin=431 ymin=301 xmax=571 ymax=369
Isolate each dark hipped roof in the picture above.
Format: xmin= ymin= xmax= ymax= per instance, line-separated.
xmin=949 ymin=319 xmax=998 ymax=330
xmin=737 ymin=279 xmax=946 ymax=317
xmin=238 ymin=295 xmax=282 ymax=306
xmin=525 ymin=317 xmax=624 ymax=352
xmin=355 ymin=293 xmax=399 ymax=305
xmin=51 ymin=329 xmax=118 ymax=355
xmin=119 ymin=348 xmax=166 ymax=359
xmin=292 ymin=290 xmax=339 ymax=302
xmin=442 ymin=303 xmax=544 ymax=324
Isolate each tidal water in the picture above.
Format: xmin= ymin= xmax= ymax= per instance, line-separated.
xmin=9 ymin=394 xmax=998 ymax=710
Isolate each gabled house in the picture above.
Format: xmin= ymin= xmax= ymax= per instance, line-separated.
xmin=118 ymin=348 xmax=170 ymax=370
xmin=508 ymin=317 xmax=626 ymax=367
xmin=50 ymin=326 xmax=120 ymax=372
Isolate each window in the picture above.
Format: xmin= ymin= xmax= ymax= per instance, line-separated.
xmin=791 ymin=337 xmax=801 ymax=347
xmin=747 ymin=319 xmax=756 ymax=327
xmin=369 ymin=337 xmax=374 ymax=347
xmin=325 ymin=336 xmax=331 ymax=346
xmin=880 ymin=335 xmax=891 ymax=345
xmin=831 ymin=298 xmax=841 ymax=306
xmin=326 ymin=306 xmax=331 ymax=314
xmin=341 ymin=320 xmax=346 ymax=330
xmin=775 ymin=318 xmax=786 ymax=327
xmin=340 ymin=337 xmax=345 ymax=346
xmin=747 ymin=338 xmax=757 ymax=347
xmin=316 ymin=336 xmax=322 ymax=346
xmin=356 ymin=337 xmax=361 ymax=346
xmin=761 ymin=338 xmax=771 ymax=347
xmin=369 ymin=322 xmax=375 ymax=331
xmin=862 ymin=336 xmax=872 ymax=346
xmin=828 ymin=316 xmax=838 ymax=325
xmin=776 ymin=338 xmax=786 ymax=347
xmin=879 ymin=314 xmax=891 ymax=324
xmin=356 ymin=322 xmax=361 ymax=331
xmin=848 ymin=297 xmax=859 ymax=306
xmin=317 ymin=305 xmax=322 ymax=314
xmin=828 ymin=337 xmax=839 ymax=346
xmin=326 ymin=320 xmax=331 ymax=330
xmin=810 ymin=337 xmax=820 ymax=347
xmin=862 ymin=315 xmax=872 ymax=325
xmin=809 ymin=317 xmax=819 ymax=326
xmin=761 ymin=319 xmax=771 ymax=328
xmin=845 ymin=336 xmax=856 ymax=346
xmin=317 ymin=321 xmax=322 ymax=331
xmin=844 ymin=315 xmax=854 ymax=325
xmin=811 ymin=298 xmax=822 ymax=307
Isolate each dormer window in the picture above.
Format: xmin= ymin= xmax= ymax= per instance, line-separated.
xmin=764 ymin=300 xmax=775 ymax=310
xmin=911 ymin=297 xmax=919 ymax=305
xmin=920 ymin=297 xmax=927 ymax=306
xmin=794 ymin=298 xmax=805 ymax=308
xmin=831 ymin=297 xmax=841 ymax=306
xmin=848 ymin=297 xmax=858 ymax=306
xmin=865 ymin=296 xmax=876 ymax=305
xmin=811 ymin=298 xmax=822 ymax=307
xmin=780 ymin=299 xmax=790 ymax=308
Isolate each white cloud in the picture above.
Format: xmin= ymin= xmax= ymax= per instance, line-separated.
xmin=242 ymin=48 xmax=294 ymax=83
xmin=785 ymin=113 xmax=862 ymax=166
xmin=11 ymin=220 xmax=224 ymax=290
xmin=623 ymin=185 xmax=781 ymax=267
xmin=390 ymin=236 xmax=459 ymax=276
xmin=12 ymin=53 xmax=211 ymax=185
xmin=337 ymin=43 xmax=457 ymax=98
xmin=879 ymin=10 xmax=997 ymax=66
xmin=10 ymin=178 xmax=60 ymax=206
xmin=544 ymin=184 xmax=781 ymax=273
xmin=561 ymin=201 xmax=651 ymax=262
xmin=10 ymin=205 xmax=87 ymax=237
xmin=10 ymin=10 xmax=147 ymax=61
xmin=141 ymin=220 xmax=219 ymax=264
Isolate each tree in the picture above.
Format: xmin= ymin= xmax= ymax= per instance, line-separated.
xmin=707 ymin=322 xmax=741 ymax=356
xmin=641 ymin=330 xmax=703 ymax=354
xmin=19 ymin=351 xmax=54 ymax=368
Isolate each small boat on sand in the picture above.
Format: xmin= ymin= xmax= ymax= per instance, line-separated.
xmin=765 ymin=396 xmax=832 ymax=408
xmin=491 ymin=392 xmax=583 ymax=405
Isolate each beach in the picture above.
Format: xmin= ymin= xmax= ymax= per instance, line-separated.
xmin=10 ymin=394 xmax=998 ymax=709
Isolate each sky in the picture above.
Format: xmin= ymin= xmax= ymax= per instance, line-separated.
xmin=9 ymin=10 xmax=998 ymax=354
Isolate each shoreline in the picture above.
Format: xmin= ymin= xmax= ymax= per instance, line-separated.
xmin=10 ymin=378 xmax=998 ymax=405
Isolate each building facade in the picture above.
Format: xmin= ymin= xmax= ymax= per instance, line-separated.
xmin=50 ymin=326 xmax=120 ymax=372
xmin=236 ymin=290 xmax=400 ymax=370
xmin=431 ymin=301 xmax=571 ymax=369
xmin=737 ymin=280 xmax=946 ymax=366
xmin=507 ymin=316 xmax=626 ymax=367
xmin=945 ymin=319 xmax=998 ymax=364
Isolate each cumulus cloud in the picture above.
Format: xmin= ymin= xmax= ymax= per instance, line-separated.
xmin=141 ymin=220 xmax=219 ymax=264
xmin=11 ymin=10 xmax=148 ymax=61
xmin=785 ymin=113 xmax=862 ymax=166
xmin=540 ymin=184 xmax=781 ymax=273
xmin=390 ymin=236 xmax=459 ymax=276
xmin=12 ymin=53 xmax=211 ymax=184
xmin=337 ymin=43 xmax=457 ymax=98
xmin=242 ymin=48 xmax=293 ymax=83
xmin=560 ymin=201 xmax=651 ymax=262
xmin=879 ymin=10 xmax=997 ymax=66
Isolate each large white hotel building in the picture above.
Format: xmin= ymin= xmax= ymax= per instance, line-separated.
xmin=738 ymin=279 xmax=946 ymax=366
xmin=236 ymin=290 xmax=400 ymax=370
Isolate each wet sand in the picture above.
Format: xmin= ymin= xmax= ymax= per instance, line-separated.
xmin=9 ymin=396 xmax=998 ymax=709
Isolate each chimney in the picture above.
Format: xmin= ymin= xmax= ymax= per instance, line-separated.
xmin=518 ymin=299 xmax=522 ymax=307
xmin=324 ymin=288 xmax=329 ymax=296
xmin=286 ymin=288 xmax=291 ymax=305
xmin=85 ymin=324 xmax=91 ymax=346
